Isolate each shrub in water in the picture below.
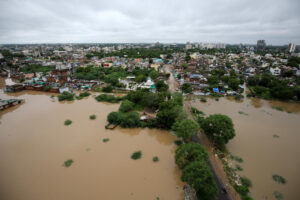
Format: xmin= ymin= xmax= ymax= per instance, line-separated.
xmin=107 ymin=112 xmax=123 ymax=124
xmin=95 ymin=94 xmax=122 ymax=103
xmin=64 ymin=159 xmax=74 ymax=167
xmin=64 ymin=120 xmax=72 ymax=126
xmin=200 ymin=97 xmax=207 ymax=102
xmin=102 ymin=138 xmax=110 ymax=143
xmin=79 ymin=92 xmax=91 ymax=97
xmin=272 ymin=174 xmax=286 ymax=184
xmin=174 ymin=140 xmax=183 ymax=146
xmin=152 ymin=156 xmax=159 ymax=162
xmin=58 ymin=91 xmax=74 ymax=101
xmin=131 ymin=151 xmax=142 ymax=160
xmin=90 ymin=115 xmax=96 ymax=120
xmin=273 ymin=191 xmax=283 ymax=200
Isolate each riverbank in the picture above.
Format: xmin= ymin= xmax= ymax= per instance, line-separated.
xmin=183 ymin=99 xmax=241 ymax=200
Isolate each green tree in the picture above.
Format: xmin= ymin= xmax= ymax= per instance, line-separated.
xmin=149 ymin=70 xmax=160 ymax=80
xmin=181 ymin=161 xmax=218 ymax=200
xmin=207 ymin=76 xmax=219 ymax=85
xmin=172 ymin=119 xmax=199 ymax=142
xmin=172 ymin=92 xmax=183 ymax=106
xmin=228 ymin=78 xmax=240 ymax=90
xmin=175 ymin=143 xmax=208 ymax=169
xmin=181 ymin=83 xmax=192 ymax=93
xmin=119 ymin=100 xmax=134 ymax=113
xmin=120 ymin=112 xmax=141 ymax=128
xmin=156 ymin=100 xmax=182 ymax=129
xmin=107 ymin=112 xmax=122 ymax=124
xmin=156 ymin=80 xmax=169 ymax=92
xmin=201 ymin=114 xmax=235 ymax=150
xmin=135 ymin=74 xmax=146 ymax=83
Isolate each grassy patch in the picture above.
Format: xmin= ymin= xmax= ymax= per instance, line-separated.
xmin=272 ymin=174 xmax=286 ymax=184
xmin=230 ymin=154 xmax=244 ymax=163
xmin=64 ymin=159 xmax=74 ymax=167
xmin=102 ymin=138 xmax=110 ymax=143
xmin=235 ymin=164 xmax=243 ymax=171
xmin=131 ymin=151 xmax=142 ymax=160
xmin=273 ymin=134 xmax=280 ymax=138
xmin=200 ymin=97 xmax=207 ymax=102
xmin=95 ymin=94 xmax=123 ymax=103
xmin=273 ymin=191 xmax=284 ymax=200
xmin=240 ymin=176 xmax=252 ymax=187
xmin=75 ymin=95 xmax=83 ymax=100
xmin=272 ymin=107 xmax=284 ymax=112
xmin=58 ymin=91 xmax=74 ymax=101
xmin=89 ymin=114 xmax=96 ymax=120
xmin=64 ymin=120 xmax=72 ymax=126
xmin=238 ymin=111 xmax=248 ymax=116
xmin=152 ymin=156 xmax=159 ymax=162
xmin=174 ymin=140 xmax=183 ymax=146
xmin=215 ymin=98 xmax=219 ymax=101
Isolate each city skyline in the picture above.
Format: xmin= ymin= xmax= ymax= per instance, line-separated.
xmin=0 ymin=0 xmax=299 ymax=45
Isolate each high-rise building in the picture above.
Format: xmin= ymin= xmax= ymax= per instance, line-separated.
xmin=288 ymin=43 xmax=296 ymax=53
xmin=185 ymin=42 xmax=192 ymax=50
xmin=257 ymin=40 xmax=266 ymax=50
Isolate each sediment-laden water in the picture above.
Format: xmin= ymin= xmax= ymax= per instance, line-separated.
xmin=190 ymin=97 xmax=300 ymax=200
xmin=0 ymin=84 xmax=184 ymax=200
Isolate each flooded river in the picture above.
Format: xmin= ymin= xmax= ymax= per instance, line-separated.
xmin=0 ymin=84 xmax=184 ymax=200
xmin=190 ymin=96 xmax=300 ymax=200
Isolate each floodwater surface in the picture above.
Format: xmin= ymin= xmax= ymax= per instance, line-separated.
xmin=0 ymin=86 xmax=184 ymax=200
xmin=190 ymin=96 xmax=300 ymax=200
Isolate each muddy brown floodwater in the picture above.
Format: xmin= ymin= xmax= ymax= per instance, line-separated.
xmin=0 ymin=84 xmax=184 ymax=200
xmin=190 ymin=96 xmax=300 ymax=200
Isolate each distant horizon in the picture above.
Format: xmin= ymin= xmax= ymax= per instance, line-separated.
xmin=1 ymin=0 xmax=299 ymax=45
xmin=0 ymin=41 xmax=297 ymax=46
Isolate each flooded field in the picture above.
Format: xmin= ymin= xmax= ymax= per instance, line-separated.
xmin=190 ymin=96 xmax=300 ymax=200
xmin=0 ymin=86 xmax=184 ymax=200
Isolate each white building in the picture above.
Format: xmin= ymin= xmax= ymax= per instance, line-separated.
xmin=270 ymin=67 xmax=281 ymax=76
xmin=288 ymin=43 xmax=296 ymax=53
xmin=185 ymin=42 xmax=192 ymax=50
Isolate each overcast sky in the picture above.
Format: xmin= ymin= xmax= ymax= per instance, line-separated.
xmin=0 ymin=0 xmax=299 ymax=45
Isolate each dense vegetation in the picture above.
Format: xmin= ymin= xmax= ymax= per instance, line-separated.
xmin=172 ymin=119 xmax=200 ymax=142
xmin=20 ymin=64 xmax=55 ymax=73
xmin=247 ymin=73 xmax=300 ymax=100
xmin=200 ymin=114 xmax=236 ymax=151
xmin=58 ymin=91 xmax=74 ymax=101
xmin=95 ymin=94 xmax=123 ymax=103
xmin=131 ymin=151 xmax=142 ymax=160
xmin=175 ymin=143 xmax=218 ymax=199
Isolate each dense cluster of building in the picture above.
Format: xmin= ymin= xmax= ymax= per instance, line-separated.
xmin=0 ymin=41 xmax=299 ymax=97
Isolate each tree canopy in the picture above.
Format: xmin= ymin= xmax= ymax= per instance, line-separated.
xmin=181 ymin=161 xmax=219 ymax=200
xmin=175 ymin=143 xmax=209 ymax=169
xmin=172 ymin=119 xmax=199 ymax=142
xmin=201 ymin=114 xmax=235 ymax=151
xmin=181 ymin=83 xmax=192 ymax=94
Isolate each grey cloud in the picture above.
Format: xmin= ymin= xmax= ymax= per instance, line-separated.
xmin=0 ymin=0 xmax=299 ymax=44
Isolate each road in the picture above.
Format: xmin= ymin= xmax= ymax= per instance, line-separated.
xmin=191 ymin=135 xmax=230 ymax=200
xmin=164 ymin=65 xmax=179 ymax=93
xmin=165 ymin=65 xmax=231 ymax=200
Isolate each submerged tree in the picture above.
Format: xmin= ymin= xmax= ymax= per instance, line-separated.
xmin=175 ymin=143 xmax=208 ymax=169
xmin=172 ymin=119 xmax=199 ymax=142
xmin=181 ymin=161 xmax=218 ymax=200
xmin=201 ymin=114 xmax=235 ymax=151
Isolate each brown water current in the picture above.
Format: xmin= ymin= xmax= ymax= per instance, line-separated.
xmin=190 ymin=96 xmax=300 ymax=200
xmin=0 ymin=84 xmax=184 ymax=200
